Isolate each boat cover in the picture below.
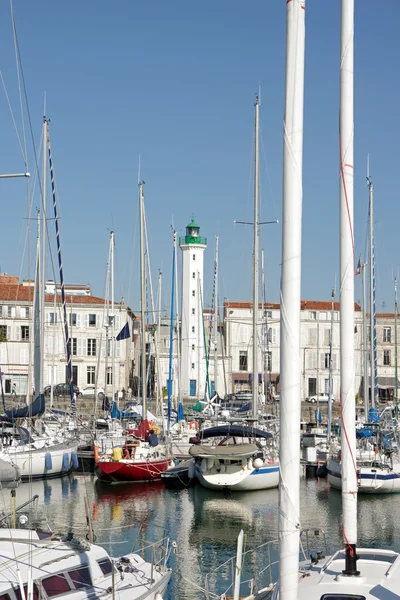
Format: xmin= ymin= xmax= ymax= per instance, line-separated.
xmin=3 ymin=394 xmax=45 ymax=420
xmin=189 ymin=443 xmax=259 ymax=459
xmin=196 ymin=424 xmax=272 ymax=441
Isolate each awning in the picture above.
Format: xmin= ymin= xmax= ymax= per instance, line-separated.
xmin=360 ymin=376 xmax=400 ymax=390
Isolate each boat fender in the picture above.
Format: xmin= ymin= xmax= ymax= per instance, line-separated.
xmin=189 ymin=421 xmax=198 ymax=430
xmin=253 ymin=457 xmax=264 ymax=470
xmin=71 ymin=451 xmax=79 ymax=469
xmin=94 ymin=446 xmax=99 ymax=462
xmin=207 ymin=458 xmax=214 ymax=470
xmin=45 ymin=452 xmax=53 ymax=471
xmin=247 ymin=458 xmax=253 ymax=470
xmin=201 ymin=459 xmax=208 ymax=474
xmin=188 ymin=461 xmax=195 ymax=479
xmin=63 ymin=453 xmax=70 ymax=471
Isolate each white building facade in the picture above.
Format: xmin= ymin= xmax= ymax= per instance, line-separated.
xmin=0 ymin=274 xmax=135 ymax=399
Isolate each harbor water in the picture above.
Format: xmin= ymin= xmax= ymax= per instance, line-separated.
xmin=5 ymin=473 xmax=400 ymax=599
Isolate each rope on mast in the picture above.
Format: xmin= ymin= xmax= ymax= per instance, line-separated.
xmin=46 ymin=120 xmax=75 ymax=417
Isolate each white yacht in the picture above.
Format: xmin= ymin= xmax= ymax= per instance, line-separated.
xmin=0 ymin=528 xmax=171 ymax=600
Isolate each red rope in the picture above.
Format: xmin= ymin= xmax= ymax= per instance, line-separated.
xmin=342 ymin=527 xmax=354 ymax=556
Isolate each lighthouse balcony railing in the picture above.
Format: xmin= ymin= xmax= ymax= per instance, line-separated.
xmin=179 ymin=235 xmax=207 ymax=245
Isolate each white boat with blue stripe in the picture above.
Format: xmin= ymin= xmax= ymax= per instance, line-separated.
xmin=189 ymin=424 xmax=279 ymax=491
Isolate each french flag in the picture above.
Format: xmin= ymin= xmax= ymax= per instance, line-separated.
xmin=355 ymin=255 xmax=362 ymax=276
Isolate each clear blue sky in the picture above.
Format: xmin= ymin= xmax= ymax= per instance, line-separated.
xmin=0 ymin=1 xmax=399 ymax=315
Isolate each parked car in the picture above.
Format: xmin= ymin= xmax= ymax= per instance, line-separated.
xmin=306 ymin=393 xmax=334 ymax=403
xmin=44 ymin=382 xmax=80 ymax=397
xmin=80 ymin=385 xmax=105 ymax=399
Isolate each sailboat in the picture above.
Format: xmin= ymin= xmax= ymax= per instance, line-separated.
xmin=189 ymin=97 xmax=279 ymax=493
xmin=95 ymin=181 xmax=172 ymax=483
xmin=277 ymin=0 xmax=400 ymax=597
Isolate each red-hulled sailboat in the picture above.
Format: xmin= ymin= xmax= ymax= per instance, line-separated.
xmin=95 ymin=182 xmax=172 ymax=483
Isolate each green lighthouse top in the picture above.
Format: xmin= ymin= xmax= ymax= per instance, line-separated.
xmin=179 ymin=217 xmax=207 ymax=246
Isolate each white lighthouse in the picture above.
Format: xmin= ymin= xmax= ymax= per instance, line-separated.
xmin=179 ymin=218 xmax=207 ymax=398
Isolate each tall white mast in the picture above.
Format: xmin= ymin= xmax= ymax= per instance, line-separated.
xmin=214 ymin=235 xmax=219 ymax=396
xmin=279 ymin=0 xmax=305 ymax=598
xmin=340 ymin=0 xmax=358 ymax=576
xmin=252 ymin=95 xmax=260 ymax=418
xmin=139 ymin=181 xmax=147 ymax=417
xmin=111 ymin=231 xmax=115 ymax=406
xmin=368 ymin=174 xmax=376 ymax=409
xmin=362 ymin=258 xmax=369 ymax=417
xmin=41 ymin=118 xmax=48 ymax=393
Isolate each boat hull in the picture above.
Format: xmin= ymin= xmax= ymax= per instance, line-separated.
xmin=96 ymin=458 xmax=170 ymax=482
xmin=195 ymin=463 xmax=279 ymax=491
xmin=327 ymin=459 xmax=400 ymax=493
xmin=0 ymin=441 xmax=79 ymax=480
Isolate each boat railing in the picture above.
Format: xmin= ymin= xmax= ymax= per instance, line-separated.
xmin=202 ymin=537 xmax=280 ymax=599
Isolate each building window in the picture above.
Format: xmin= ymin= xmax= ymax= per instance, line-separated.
xmin=264 ymin=310 xmax=272 ymax=319
xmin=324 ymin=329 xmax=331 ymax=346
xmin=324 ymin=352 xmax=330 ymax=368
xmin=71 ymin=338 xmax=77 ymax=356
xmin=0 ymin=305 xmax=2 ymax=317
xmin=309 ymin=311 xmax=317 ymax=320
xmin=192 ymin=290 xmax=195 ymax=297
xmin=21 ymin=326 xmax=29 ymax=341
xmin=384 ymin=349 xmax=391 ymax=366
xmin=0 ymin=325 xmax=7 ymax=342
xmin=87 ymin=339 xmax=97 ymax=356
xmin=308 ymin=328 xmax=317 ymax=345
xmin=23 ymin=307 xmax=29 ymax=318
xmin=87 ymin=366 xmax=95 ymax=384
xmin=192 ymin=308 xmax=195 ymax=315
xmin=267 ymin=328 xmax=277 ymax=344
xmin=383 ymin=327 xmax=391 ymax=343
xmin=192 ymin=326 xmax=195 ymax=333
xmin=192 ymin=254 xmax=196 ymax=261
xmin=192 ymin=272 xmax=195 ymax=279
xmin=191 ymin=363 xmax=195 ymax=369
xmin=266 ymin=351 xmax=272 ymax=372
xmin=7 ymin=306 xmax=12 ymax=317
xmin=164 ymin=338 xmax=170 ymax=349
xmin=89 ymin=314 xmax=96 ymax=327
xmin=107 ymin=367 xmax=113 ymax=385
xmin=49 ymin=312 xmax=57 ymax=325
xmin=239 ymin=350 xmax=248 ymax=371
xmin=69 ymin=313 xmax=77 ymax=327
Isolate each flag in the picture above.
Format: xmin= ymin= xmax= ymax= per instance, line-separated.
xmin=355 ymin=255 xmax=362 ymax=276
xmin=116 ymin=322 xmax=130 ymax=341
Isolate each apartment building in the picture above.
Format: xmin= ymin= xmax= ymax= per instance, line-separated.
xmin=0 ymin=274 xmax=135 ymax=397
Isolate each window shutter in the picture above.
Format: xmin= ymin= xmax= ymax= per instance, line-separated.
xmin=320 ymin=354 xmax=325 ymax=370
xmin=76 ymin=313 xmax=81 ymax=327
xmin=115 ymin=314 xmax=120 ymax=329
xmin=16 ymin=326 xmax=21 ymax=341
xmin=77 ymin=338 xmax=82 ymax=357
xmin=7 ymin=326 xmax=11 ymax=340
xmin=116 ymin=343 xmax=120 ymax=358
xmin=85 ymin=314 xmax=89 ymax=328
xmin=332 ymin=353 xmax=337 ymax=370
xmin=272 ymin=329 xmax=277 ymax=344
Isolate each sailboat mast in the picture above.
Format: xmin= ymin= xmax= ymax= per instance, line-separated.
xmin=395 ymin=278 xmax=398 ymax=420
xmin=139 ymin=181 xmax=147 ymax=418
xmin=340 ymin=0 xmax=359 ymax=576
xmin=279 ymin=1 xmax=305 ymax=598
xmin=327 ymin=287 xmax=335 ymax=444
xmin=111 ymin=231 xmax=115 ymax=407
xmin=368 ymin=177 xmax=377 ymax=409
xmin=362 ymin=258 xmax=369 ymax=417
xmin=252 ymin=94 xmax=260 ymax=419
xmin=214 ymin=235 xmax=219 ymax=396
xmin=40 ymin=118 xmax=47 ymax=394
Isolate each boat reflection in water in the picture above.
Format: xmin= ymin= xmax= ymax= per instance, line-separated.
xmin=3 ymin=475 xmax=400 ymax=600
